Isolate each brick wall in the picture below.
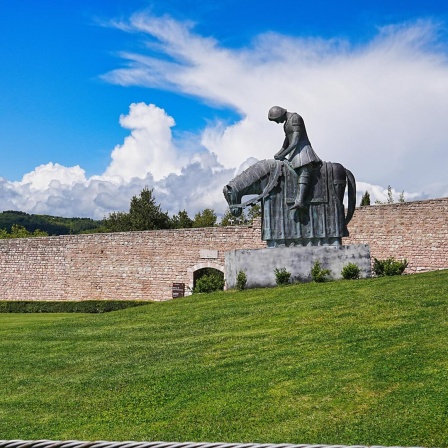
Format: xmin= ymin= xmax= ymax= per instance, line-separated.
xmin=0 ymin=219 xmax=265 ymax=302
xmin=344 ymin=197 xmax=448 ymax=273
xmin=0 ymin=198 xmax=447 ymax=302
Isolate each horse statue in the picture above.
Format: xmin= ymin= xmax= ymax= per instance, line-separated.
xmin=223 ymin=159 xmax=356 ymax=247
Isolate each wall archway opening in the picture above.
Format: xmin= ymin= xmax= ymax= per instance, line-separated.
xmin=193 ymin=267 xmax=225 ymax=293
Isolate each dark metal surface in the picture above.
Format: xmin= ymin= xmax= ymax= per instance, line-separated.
xmin=223 ymin=109 xmax=356 ymax=246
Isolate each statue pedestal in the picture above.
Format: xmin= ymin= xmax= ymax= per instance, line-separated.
xmin=225 ymin=244 xmax=371 ymax=289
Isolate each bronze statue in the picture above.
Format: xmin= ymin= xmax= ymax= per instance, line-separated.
xmin=268 ymin=106 xmax=321 ymax=210
xmin=223 ymin=107 xmax=356 ymax=247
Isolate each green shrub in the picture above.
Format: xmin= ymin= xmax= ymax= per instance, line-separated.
xmin=341 ymin=262 xmax=361 ymax=280
xmin=373 ymin=257 xmax=408 ymax=277
xmin=194 ymin=270 xmax=225 ymax=293
xmin=236 ymin=271 xmax=247 ymax=290
xmin=0 ymin=300 xmax=150 ymax=313
xmin=311 ymin=260 xmax=331 ymax=282
xmin=274 ymin=267 xmax=291 ymax=286
xmin=360 ymin=191 xmax=371 ymax=206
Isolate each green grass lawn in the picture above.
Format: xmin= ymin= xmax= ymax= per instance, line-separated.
xmin=1 ymin=271 xmax=448 ymax=447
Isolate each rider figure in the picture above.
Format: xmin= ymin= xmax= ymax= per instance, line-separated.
xmin=268 ymin=106 xmax=322 ymax=210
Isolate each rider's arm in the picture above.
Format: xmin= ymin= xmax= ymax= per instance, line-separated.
xmin=274 ymin=132 xmax=299 ymax=160
xmin=274 ymin=137 xmax=288 ymax=159
xmin=274 ymin=113 xmax=301 ymax=160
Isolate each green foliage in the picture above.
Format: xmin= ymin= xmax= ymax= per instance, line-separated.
xmin=194 ymin=268 xmax=225 ymax=293
xmin=373 ymin=257 xmax=408 ymax=277
xmin=1 ymin=271 xmax=448 ymax=445
xmin=341 ymin=262 xmax=361 ymax=280
xmin=103 ymin=187 xmax=171 ymax=232
xmin=236 ymin=270 xmax=247 ymax=290
xmin=170 ymin=209 xmax=193 ymax=228
xmin=220 ymin=204 xmax=260 ymax=226
xmin=193 ymin=208 xmax=217 ymax=228
xmin=0 ymin=300 xmax=150 ymax=313
xmin=220 ymin=208 xmax=235 ymax=226
xmin=311 ymin=260 xmax=331 ymax=282
xmin=129 ymin=186 xmax=171 ymax=230
xmin=220 ymin=208 xmax=247 ymax=226
xmin=386 ymin=185 xmax=394 ymax=203
xmin=274 ymin=267 xmax=291 ymax=286
xmin=0 ymin=210 xmax=102 ymax=235
xmin=375 ymin=185 xmax=393 ymax=204
xmin=247 ymin=203 xmax=261 ymax=223
xmin=375 ymin=185 xmax=405 ymax=205
xmin=0 ymin=224 xmax=48 ymax=239
xmin=360 ymin=191 xmax=371 ymax=206
xmin=101 ymin=211 xmax=132 ymax=232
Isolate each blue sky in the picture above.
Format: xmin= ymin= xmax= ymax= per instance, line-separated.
xmin=1 ymin=0 xmax=448 ymax=218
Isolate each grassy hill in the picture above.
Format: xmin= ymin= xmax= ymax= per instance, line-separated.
xmin=1 ymin=271 xmax=447 ymax=446
xmin=0 ymin=210 xmax=103 ymax=235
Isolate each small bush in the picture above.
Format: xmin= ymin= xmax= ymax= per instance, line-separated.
xmin=341 ymin=263 xmax=361 ymax=280
xmin=275 ymin=267 xmax=291 ymax=286
xmin=0 ymin=300 xmax=150 ymax=313
xmin=311 ymin=260 xmax=331 ymax=282
xmin=236 ymin=271 xmax=247 ymax=290
xmin=194 ymin=270 xmax=225 ymax=293
xmin=373 ymin=257 xmax=408 ymax=277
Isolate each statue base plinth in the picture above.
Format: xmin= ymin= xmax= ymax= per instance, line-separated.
xmin=225 ymin=244 xmax=371 ymax=289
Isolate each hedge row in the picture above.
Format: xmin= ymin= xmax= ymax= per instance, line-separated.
xmin=0 ymin=300 xmax=152 ymax=313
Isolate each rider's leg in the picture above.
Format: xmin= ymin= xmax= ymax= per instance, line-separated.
xmin=290 ymin=166 xmax=310 ymax=210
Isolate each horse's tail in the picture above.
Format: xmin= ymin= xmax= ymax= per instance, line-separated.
xmin=345 ymin=168 xmax=356 ymax=225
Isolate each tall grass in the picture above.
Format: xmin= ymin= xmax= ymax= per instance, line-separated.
xmin=1 ymin=270 xmax=447 ymax=447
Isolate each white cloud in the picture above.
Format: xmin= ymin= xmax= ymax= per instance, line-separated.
xmin=355 ymin=181 xmax=424 ymax=205
xmin=2 ymin=14 xmax=448 ymax=220
xmin=19 ymin=163 xmax=86 ymax=191
xmin=104 ymin=102 xmax=181 ymax=182
xmin=0 ymin=100 xmax=235 ymax=220
xmin=103 ymin=14 xmax=448 ymax=200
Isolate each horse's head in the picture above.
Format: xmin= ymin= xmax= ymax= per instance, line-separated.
xmin=223 ymin=185 xmax=243 ymax=217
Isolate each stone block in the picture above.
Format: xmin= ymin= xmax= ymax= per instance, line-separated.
xmin=225 ymin=244 xmax=371 ymax=289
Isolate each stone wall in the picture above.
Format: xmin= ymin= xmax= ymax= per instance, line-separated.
xmin=344 ymin=197 xmax=448 ymax=273
xmin=0 ymin=221 xmax=265 ymax=302
xmin=0 ymin=197 xmax=447 ymax=302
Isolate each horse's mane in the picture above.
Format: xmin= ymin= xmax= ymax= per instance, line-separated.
xmin=226 ymin=159 xmax=284 ymax=207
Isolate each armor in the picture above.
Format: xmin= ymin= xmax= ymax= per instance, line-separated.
xmin=269 ymin=106 xmax=322 ymax=210
xmin=283 ymin=113 xmax=321 ymax=169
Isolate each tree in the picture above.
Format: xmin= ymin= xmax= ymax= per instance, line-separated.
xmin=247 ymin=204 xmax=261 ymax=223
xmin=129 ymin=187 xmax=171 ymax=230
xmin=375 ymin=185 xmax=405 ymax=205
xmin=220 ymin=208 xmax=246 ymax=226
xmin=386 ymin=185 xmax=394 ymax=204
xmin=360 ymin=191 xmax=371 ymax=206
xmin=103 ymin=187 xmax=171 ymax=232
xmin=0 ymin=225 xmax=48 ymax=239
xmin=193 ymin=208 xmax=217 ymax=228
xmin=0 ymin=210 xmax=102 ymax=235
xmin=170 ymin=210 xmax=193 ymax=229
xmin=102 ymin=211 xmax=132 ymax=232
